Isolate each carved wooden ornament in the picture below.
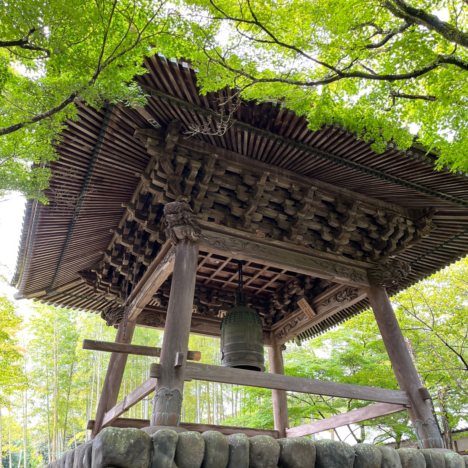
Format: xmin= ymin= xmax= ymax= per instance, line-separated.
xmin=164 ymin=201 xmax=201 ymax=245
xmin=368 ymin=261 xmax=411 ymax=288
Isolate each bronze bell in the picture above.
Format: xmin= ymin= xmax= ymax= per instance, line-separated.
xmin=220 ymin=261 xmax=265 ymax=372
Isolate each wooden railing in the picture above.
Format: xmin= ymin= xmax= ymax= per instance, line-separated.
xmin=95 ymin=361 xmax=410 ymax=437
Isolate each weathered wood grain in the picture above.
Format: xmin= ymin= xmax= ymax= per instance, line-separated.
xmin=82 ymin=339 xmax=201 ymax=361
xmin=285 ymin=403 xmax=407 ymax=437
xmin=126 ymin=242 xmax=176 ymax=321
xmin=152 ymin=239 xmax=200 ymax=426
xmin=102 ymin=378 xmax=157 ymax=428
xmin=199 ymin=231 xmax=370 ymax=287
xmin=269 ymin=343 xmax=289 ymax=438
xmin=91 ymin=320 xmax=136 ymax=438
xmin=367 ymin=284 xmax=443 ymax=448
xmin=272 ymin=284 xmax=368 ymax=345
xmin=150 ymin=362 xmax=411 ymax=405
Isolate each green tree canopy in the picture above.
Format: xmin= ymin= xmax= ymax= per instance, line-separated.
xmin=0 ymin=0 xmax=192 ymax=200
xmin=187 ymin=0 xmax=468 ymax=173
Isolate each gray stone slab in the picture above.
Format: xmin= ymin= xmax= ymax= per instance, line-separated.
xmin=354 ymin=444 xmax=382 ymax=468
xmin=397 ymin=448 xmax=426 ymax=468
xmin=175 ymin=431 xmax=205 ymax=468
xmin=278 ymin=437 xmax=316 ymax=468
xmin=249 ymin=435 xmax=280 ymax=468
xmin=150 ymin=429 xmax=179 ymax=468
xmin=201 ymin=431 xmax=229 ymax=468
xmin=442 ymin=452 xmax=464 ymax=468
xmin=226 ymin=434 xmax=249 ymax=468
xmin=420 ymin=449 xmax=445 ymax=468
xmin=378 ymin=447 xmax=402 ymax=468
xmin=315 ymin=440 xmax=355 ymax=468
xmin=92 ymin=427 xmax=152 ymax=468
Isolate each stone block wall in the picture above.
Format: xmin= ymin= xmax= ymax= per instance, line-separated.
xmin=48 ymin=427 xmax=468 ymax=468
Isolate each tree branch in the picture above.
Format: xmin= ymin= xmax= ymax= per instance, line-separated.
xmin=383 ymin=0 xmax=468 ymax=49
xmin=0 ymin=28 xmax=51 ymax=57
xmin=365 ymin=22 xmax=412 ymax=49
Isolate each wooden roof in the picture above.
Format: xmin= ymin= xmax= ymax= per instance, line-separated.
xmin=12 ymin=54 xmax=468 ymax=342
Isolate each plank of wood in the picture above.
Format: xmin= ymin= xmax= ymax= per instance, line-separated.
xmin=367 ymin=284 xmax=443 ymax=448
xmin=285 ymin=403 xmax=407 ymax=438
xmin=269 ymin=344 xmax=289 ymax=438
xmin=91 ymin=320 xmax=136 ymax=438
xmin=150 ymin=362 xmax=411 ymax=405
xmin=82 ymin=339 xmax=201 ymax=361
xmin=199 ymin=231 xmax=370 ymax=287
xmin=88 ymin=418 xmax=280 ymax=438
xmin=102 ymin=378 xmax=157 ymax=428
xmin=126 ymin=242 xmax=176 ymax=321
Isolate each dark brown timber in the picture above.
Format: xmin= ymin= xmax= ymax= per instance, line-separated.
xmin=367 ymin=281 xmax=444 ymax=448
xmin=268 ymin=343 xmax=289 ymax=438
xmin=91 ymin=319 xmax=136 ymax=438
xmin=285 ymin=403 xmax=407 ymax=438
xmin=150 ymin=362 xmax=411 ymax=405
xmin=151 ymin=240 xmax=200 ymax=425
xmin=82 ymin=339 xmax=201 ymax=361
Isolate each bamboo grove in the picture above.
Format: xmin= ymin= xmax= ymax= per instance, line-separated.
xmin=2 ymin=258 xmax=468 ymax=467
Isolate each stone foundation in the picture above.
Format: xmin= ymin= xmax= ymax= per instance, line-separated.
xmin=49 ymin=427 xmax=467 ymax=468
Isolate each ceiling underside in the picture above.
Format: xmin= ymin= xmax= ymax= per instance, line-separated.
xmin=12 ymin=54 xmax=468 ymax=341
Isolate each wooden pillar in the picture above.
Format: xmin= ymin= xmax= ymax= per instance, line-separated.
xmin=268 ymin=343 xmax=289 ymax=438
xmin=91 ymin=318 xmax=136 ymax=438
xmin=151 ymin=201 xmax=200 ymax=426
xmin=367 ymin=261 xmax=444 ymax=449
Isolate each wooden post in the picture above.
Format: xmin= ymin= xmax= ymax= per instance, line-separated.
xmin=91 ymin=319 xmax=136 ymax=438
xmin=151 ymin=201 xmax=201 ymax=426
xmin=268 ymin=343 xmax=289 ymax=438
xmin=367 ymin=261 xmax=444 ymax=449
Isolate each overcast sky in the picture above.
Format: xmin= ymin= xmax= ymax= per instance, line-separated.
xmin=0 ymin=194 xmax=32 ymax=318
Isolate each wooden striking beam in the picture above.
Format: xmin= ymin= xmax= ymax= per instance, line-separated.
xmin=285 ymin=403 xmax=407 ymax=438
xmin=125 ymin=242 xmax=176 ymax=321
xmin=150 ymin=362 xmax=411 ymax=406
xmin=88 ymin=418 xmax=280 ymax=438
xmin=199 ymin=229 xmax=370 ymax=288
xmin=272 ymin=284 xmax=368 ymax=345
xmin=82 ymin=339 xmax=201 ymax=361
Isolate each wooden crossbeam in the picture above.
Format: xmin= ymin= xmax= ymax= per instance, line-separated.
xmin=150 ymin=362 xmax=411 ymax=406
xmin=198 ymin=228 xmax=370 ymax=288
xmin=102 ymin=378 xmax=157 ymax=428
xmin=285 ymin=403 xmax=407 ymax=438
xmin=126 ymin=242 xmax=176 ymax=321
xmin=88 ymin=418 xmax=280 ymax=438
xmin=82 ymin=339 xmax=201 ymax=361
